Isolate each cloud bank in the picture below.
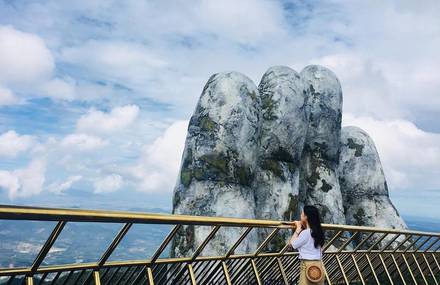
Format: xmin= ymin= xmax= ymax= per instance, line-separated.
xmin=0 ymin=1 xmax=439 ymax=215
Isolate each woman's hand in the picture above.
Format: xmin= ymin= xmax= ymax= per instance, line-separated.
xmin=293 ymin=221 xmax=302 ymax=233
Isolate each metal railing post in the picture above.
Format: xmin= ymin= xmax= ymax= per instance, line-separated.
xmin=25 ymin=276 xmax=33 ymax=285
xmin=93 ymin=271 xmax=101 ymax=285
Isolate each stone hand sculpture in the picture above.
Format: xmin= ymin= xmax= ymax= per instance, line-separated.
xmin=171 ymin=65 xmax=406 ymax=257
xmin=172 ymin=72 xmax=260 ymax=257
xmin=339 ymin=126 xmax=406 ymax=229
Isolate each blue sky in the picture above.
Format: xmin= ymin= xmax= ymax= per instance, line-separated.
xmin=0 ymin=0 xmax=439 ymax=218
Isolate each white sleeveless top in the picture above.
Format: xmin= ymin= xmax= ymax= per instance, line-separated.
xmin=290 ymin=228 xmax=322 ymax=260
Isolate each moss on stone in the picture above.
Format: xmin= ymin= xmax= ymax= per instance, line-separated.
xmin=283 ymin=193 xmax=298 ymax=221
xmin=235 ymin=166 xmax=252 ymax=186
xmin=261 ymin=159 xmax=285 ymax=181
xmin=200 ymin=154 xmax=229 ymax=174
xmin=306 ymin=168 xmax=320 ymax=188
xmin=261 ymin=94 xmax=277 ymax=120
xmin=353 ymin=208 xmax=366 ymax=226
xmin=347 ymin=138 xmax=364 ymax=157
xmin=180 ymin=169 xmax=192 ymax=187
xmin=248 ymin=90 xmax=257 ymax=101
xmin=320 ymin=179 xmax=332 ymax=192
xmin=193 ymin=168 xmax=205 ymax=180
xmin=319 ymin=205 xmax=330 ymax=223
xmin=287 ymin=162 xmax=296 ymax=173
xmin=180 ymin=148 xmax=193 ymax=187
xmin=199 ymin=115 xmax=217 ymax=132
xmin=272 ymin=147 xmax=295 ymax=163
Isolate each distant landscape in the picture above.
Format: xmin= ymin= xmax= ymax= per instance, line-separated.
xmin=0 ymin=207 xmax=438 ymax=270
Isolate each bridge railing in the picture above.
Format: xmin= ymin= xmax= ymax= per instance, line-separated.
xmin=0 ymin=205 xmax=439 ymax=285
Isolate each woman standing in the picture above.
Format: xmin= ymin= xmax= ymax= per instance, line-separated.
xmin=290 ymin=205 xmax=325 ymax=284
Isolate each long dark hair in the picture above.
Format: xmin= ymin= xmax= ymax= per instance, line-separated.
xmin=303 ymin=205 xmax=325 ymax=248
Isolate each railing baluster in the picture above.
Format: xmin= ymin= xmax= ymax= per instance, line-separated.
xmin=378 ymin=254 xmax=394 ymax=285
xmin=37 ymin=272 xmax=48 ymax=285
xmin=250 ymin=259 xmax=262 ymax=285
xmin=402 ymin=254 xmax=419 ymax=284
xmin=414 ymin=236 xmax=433 ymax=252
xmin=105 ymin=267 xmax=121 ymax=284
xmin=187 ymin=263 xmax=197 ymax=285
xmin=404 ymin=235 xmax=423 ymax=253
xmin=433 ymin=241 xmax=440 ymax=252
xmin=393 ymin=234 xmax=414 ymax=252
xmin=365 ymin=254 xmax=380 ymax=284
xmin=113 ymin=267 xmax=132 ymax=285
xmin=323 ymin=230 xmax=343 ymax=251
xmin=422 ymin=253 xmax=438 ymax=285
xmin=128 ymin=266 xmax=146 ymax=285
xmin=412 ymin=253 xmax=429 ymax=284
xmin=191 ymin=225 xmax=220 ymax=261
xmin=381 ymin=233 xmax=401 ymax=251
xmin=147 ymin=267 xmax=155 ymax=285
xmin=221 ymin=261 xmax=232 ymax=285
xmin=391 ymin=254 xmax=407 ymax=285
xmin=98 ymin=223 xmax=132 ymax=267
xmin=424 ymin=237 xmax=439 ymax=252
xmin=92 ymin=270 xmax=101 ymax=285
xmin=25 ymin=276 xmax=33 ymax=285
xmin=71 ymin=270 xmax=85 ymax=285
xmin=96 ymin=267 xmax=110 ymax=284
xmin=61 ymin=271 xmax=74 ymax=285
xmin=433 ymin=253 xmax=440 ymax=273
xmin=254 ymin=228 xmax=280 ymax=256
xmin=353 ymin=232 xmax=375 ymax=251
xmin=323 ymin=258 xmax=333 ymax=285
xmin=351 ymin=255 xmax=366 ymax=285
xmin=367 ymin=233 xmax=388 ymax=251
xmin=276 ymin=257 xmax=289 ymax=285
xmin=256 ymin=257 xmax=276 ymax=280
xmin=151 ymin=224 xmax=181 ymax=263
xmin=225 ymin=227 xmax=253 ymax=258
xmin=50 ymin=271 xmax=61 ymax=285
xmin=80 ymin=270 xmax=94 ymax=285
xmin=341 ymin=232 xmax=395 ymax=277
xmin=335 ymin=255 xmax=349 ymax=284
xmin=30 ymin=221 xmax=66 ymax=276
xmin=337 ymin=232 xmax=359 ymax=253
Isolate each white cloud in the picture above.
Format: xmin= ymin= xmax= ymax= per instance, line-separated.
xmin=76 ymin=105 xmax=140 ymax=134
xmin=0 ymin=85 xmax=20 ymax=105
xmin=61 ymin=40 xmax=167 ymax=87
xmin=0 ymin=158 xmax=46 ymax=199
xmin=60 ymin=133 xmax=107 ymax=151
xmin=93 ymin=174 xmax=123 ymax=193
xmin=1 ymin=1 xmax=440 ymax=218
xmin=194 ymin=0 xmax=285 ymax=44
xmin=47 ymin=175 xmax=82 ymax=194
xmin=0 ymin=130 xmax=34 ymax=157
xmin=130 ymin=120 xmax=188 ymax=193
xmin=0 ymin=25 xmax=54 ymax=85
xmin=40 ymin=77 xmax=76 ymax=101
xmin=343 ymin=113 xmax=440 ymax=191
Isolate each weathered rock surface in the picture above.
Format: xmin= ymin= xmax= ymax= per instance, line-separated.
xmin=298 ymin=65 xmax=346 ymax=225
xmin=254 ymin=66 xmax=308 ymax=248
xmin=339 ymin=126 xmax=407 ymax=230
xmin=171 ymin=66 xmax=406 ymax=257
xmin=172 ymin=72 xmax=260 ymax=257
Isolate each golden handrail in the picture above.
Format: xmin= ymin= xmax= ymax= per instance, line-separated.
xmin=0 ymin=205 xmax=439 ymax=285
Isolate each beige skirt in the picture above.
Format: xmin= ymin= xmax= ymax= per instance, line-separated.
xmin=299 ymin=260 xmax=325 ymax=285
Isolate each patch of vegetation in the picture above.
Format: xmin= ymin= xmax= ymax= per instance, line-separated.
xmin=347 ymin=138 xmax=364 ymax=157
